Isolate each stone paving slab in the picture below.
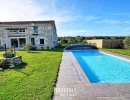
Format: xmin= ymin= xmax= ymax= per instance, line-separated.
xmin=109 ymin=83 xmax=130 ymax=97
xmin=53 ymin=51 xmax=130 ymax=100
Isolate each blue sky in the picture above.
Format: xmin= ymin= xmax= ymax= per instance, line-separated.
xmin=0 ymin=0 xmax=130 ymax=36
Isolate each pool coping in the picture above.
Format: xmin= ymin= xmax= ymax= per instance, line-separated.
xmin=53 ymin=51 xmax=130 ymax=100
xmin=100 ymin=50 xmax=130 ymax=61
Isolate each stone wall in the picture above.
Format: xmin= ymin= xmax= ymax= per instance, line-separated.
xmin=0 ymin=22 xmax=58 ymax=49
xmin=3 ymin=56 xmax=22 ymax=65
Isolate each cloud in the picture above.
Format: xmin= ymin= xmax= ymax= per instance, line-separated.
xmin=0 ymin=0 xmax=81 ymax=36
xmin=111 ymin=13 xmax=130 ymax=17
xmin=123 ymin=21 xmax=130 ymax=25
xmin=0 ymin=0 xmax=42 ymax=21
xmin=58 ymin=29 xmax=94 ymax=36
xmin=84 ymin=16 xmax=99 ymax=21
xmin=96 ymin=19 xmax=130 ymax=25
xmin=0 ymin=0 xmax=79 ymax=23
xmin=96 ymin=19 xmax=121 ymax=24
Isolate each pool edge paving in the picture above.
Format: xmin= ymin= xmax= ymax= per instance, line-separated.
xmin=53 ymin=51 xmax=130 ymax=100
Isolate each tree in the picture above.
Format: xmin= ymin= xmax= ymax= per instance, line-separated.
xmin=60 ymin=39 xmax=68 ymax=44
xmin=123 ymin=36 xmax=130 ymax=49
xmin=104 ymin=36 xmax=109 ymax=39
xmin=71 ymin=38 xmax=77 ymax=44
xmin=68 ymin=39 xmax=72 ymax=44
xmin=92 ymin=36 xmax=97 ymax=39
xmin=111 ymin=36 xmax=116 ymax=39
xmin=75 ymin=36 xmax=84 ymax=43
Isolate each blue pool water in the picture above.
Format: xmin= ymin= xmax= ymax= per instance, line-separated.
xmin=72 ymin=50 xmax=130 ymax=83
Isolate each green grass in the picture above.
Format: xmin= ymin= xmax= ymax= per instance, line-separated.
xmin=0 ymin=47 xmax=64 ymax=100
xmin=100 ymin=48 xmax=130 ymax=56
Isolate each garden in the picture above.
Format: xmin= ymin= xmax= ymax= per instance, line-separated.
xmin=0 ymin=47 xmax=63 ymax=100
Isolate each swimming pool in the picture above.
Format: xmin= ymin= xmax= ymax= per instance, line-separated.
xmin=72 ymin=50 xmax=130 ymax=83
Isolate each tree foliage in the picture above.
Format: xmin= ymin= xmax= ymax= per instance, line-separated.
xmin=58 ymin=36 xmax=125 ymax=44
xmin=123 ymin=36 xmax=130 ymax=49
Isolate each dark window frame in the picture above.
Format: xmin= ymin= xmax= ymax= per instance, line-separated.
xmin=40 ymin=39 xmax=44 ymax=44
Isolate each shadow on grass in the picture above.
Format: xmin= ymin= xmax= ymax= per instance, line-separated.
xmin=13 ymin=62 xmax=30 ymax=76
xmin=13 ymin=62 xmax=27 ymax=69
xmin=12 ymin=45 xmax=67 ymax=53
xmin=16 ymin=46 xmax=65 ymax=53
xmin=41 ymin=46 xmax=66 ymax=52
xmin=28 ymin=51 xmax=40 ymax=53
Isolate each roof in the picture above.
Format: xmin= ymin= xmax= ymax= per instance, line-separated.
xmin=0 ymin=20 xmax=55 ymax=25
xmin=64 ymin=44 xmax=98 ymax=51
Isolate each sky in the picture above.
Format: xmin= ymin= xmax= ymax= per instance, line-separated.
xmin=0 ymin=0 xmax=130 ymax=36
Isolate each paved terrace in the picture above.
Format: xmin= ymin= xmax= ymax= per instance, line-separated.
xmin=53 ymin=51 xmax=130 ymax=100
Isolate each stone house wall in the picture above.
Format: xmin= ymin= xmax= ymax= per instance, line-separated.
xmin=0 ymin=21 xmax=58 ymax=49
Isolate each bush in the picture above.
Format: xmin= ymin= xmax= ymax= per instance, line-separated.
xmin=123 ymin=36 xmax=130 ymax=49
xmin=31 ymin=46 xmax=37 ymax=50
xmin=56 ymin=43 xmax=62 ymax=47
xmin=0 ymin=60 xmax=3 ymax=68
xmin=24 ymin=44 xmax=32 ymax=53
xmin=0 ymin=59 xmax=8 ymax=69
xmin=24 ymin=44 xmax=37 ymax=52
xmin=60 ymin=39 xmax=68 ymax=44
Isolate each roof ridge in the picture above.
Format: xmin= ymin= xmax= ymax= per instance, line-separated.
xmin=0 ymin=20 xmax=55 ymax=24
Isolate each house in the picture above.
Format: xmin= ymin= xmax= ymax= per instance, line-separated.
xmin=0 ymin=20 xmax=58 ymax=49
xmin=87 ymin=39 xmax=123 ymax=48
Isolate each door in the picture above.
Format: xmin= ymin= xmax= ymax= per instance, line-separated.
xmin=19 ymin=38 xmax=26 ymax=48
xmin=31 ymin=38 xmax=35 ymax=45
xmin=11 ymin=39 xmax=18 ymax=48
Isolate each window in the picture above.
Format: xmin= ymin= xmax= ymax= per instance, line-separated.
xmin=18 ymin=29 xmax=25 ymax=32
xmin=34 ymin=26 xmax=38 ymax=33
xmin=40 ymin=39 xmax=44 ymax=44
xmin=9 ymin=30 xmax=17 ymax=33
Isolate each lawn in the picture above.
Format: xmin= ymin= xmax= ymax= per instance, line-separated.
xmin=100 ymin=48 xmax=130 ymax=56
xmin=0 ymin=48 xmax=63 ymax=100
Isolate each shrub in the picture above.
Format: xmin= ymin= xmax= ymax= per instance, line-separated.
xmin=0 ymin=59 xmax=8 ymax=69
xmin=68 ymin=39 xmax=72 ymax=44
xmin=0 ymin=59 xmax=3 ymax=68
xmin=24 ymin=44 xmax=32 ymax=53
xmin=123 ymin=36 xmax=130 ymax=49
xmin=31 ymin=46 xmax=37 ymax=50
xmin=56 ymin=43 xmax=62 ymax=47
